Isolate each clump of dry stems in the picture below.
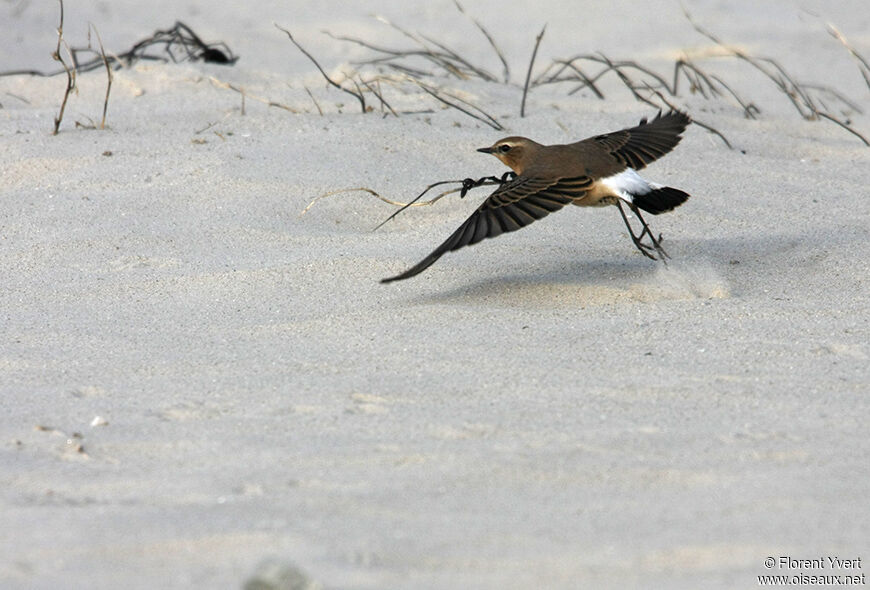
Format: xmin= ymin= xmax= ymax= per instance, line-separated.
xmin=2 ymin=0 xmax=238 ymax=133
xmin=279 ymin=2 xmax=867 ymax=148
xmin=4 ymin=1 xmax=866 ymax=149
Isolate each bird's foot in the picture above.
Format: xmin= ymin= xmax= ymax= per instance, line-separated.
xmin=459 ymin=171 xmax=517 ymax=198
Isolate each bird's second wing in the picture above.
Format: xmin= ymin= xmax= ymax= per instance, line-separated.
xmin=381 ymin=175 xmax=591 ymax=283
xmin=588 ymin=110 xmax=691 ymax=171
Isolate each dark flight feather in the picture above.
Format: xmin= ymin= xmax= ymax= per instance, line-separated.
xmin=381 ymin=175 xmax=591 ymax=283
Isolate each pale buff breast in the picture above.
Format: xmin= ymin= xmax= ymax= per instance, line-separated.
xmin=572 ymin=182 xmax=620 ymax=207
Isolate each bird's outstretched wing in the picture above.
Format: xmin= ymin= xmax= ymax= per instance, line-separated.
xmin=588 ymin=110 xmax=691 ymax=171
xmin=381 ymin=175 xmax=591 ymax=283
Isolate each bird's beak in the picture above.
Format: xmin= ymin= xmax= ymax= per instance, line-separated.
xmin=476 ymin=146 xmax=494 ymax=154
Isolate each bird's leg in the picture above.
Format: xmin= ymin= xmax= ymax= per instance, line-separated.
xmin=615 ymin=200 xmax=656 ymax=260
xmin=629 ymin=205 xmax=670 ymax=261
xmin=615 ymin=200 xmax=662 ymax=261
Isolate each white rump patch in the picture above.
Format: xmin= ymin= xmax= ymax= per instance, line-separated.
xmin=600 ymin=168 xmax=660 ymax=203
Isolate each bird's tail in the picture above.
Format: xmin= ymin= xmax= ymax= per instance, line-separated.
xmin=632 ymin=186 xmax=689 ymax=215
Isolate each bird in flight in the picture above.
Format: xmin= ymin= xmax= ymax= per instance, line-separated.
xmin=381 ymin=110 xmax=692 ymax=283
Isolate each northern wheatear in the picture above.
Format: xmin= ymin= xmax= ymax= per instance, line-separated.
xmin=381 ymin=110 xmax=691 ymax=283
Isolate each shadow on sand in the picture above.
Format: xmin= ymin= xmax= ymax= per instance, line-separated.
xmin=393 ymin=225 xmax=864 ymax=307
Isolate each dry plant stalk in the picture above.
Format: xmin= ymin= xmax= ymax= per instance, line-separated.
xmin=52 ymin=0 xmax=76 ymax=135
xmin=299 ymin=186 xmax=449 ymax=218
xmin=301 ymin=174 xmax=513 ymax=226
xmin=828 ymin=25 xmax=870 ymax=93
xmin=361 ymin=78 xmax=398 ymax=117
xmin=304 ymin=86 xmax=324 ymax=115
xmin=374 ymin=173 xmax=514 ymax=229
xmin=275 ymin=23 xmax=367 ymax=113
xmin=409 ymin=77 xmax=503 ymax=130
xmin=89 ymin=24 xmax=112 ymax=129
xmin=453 ymin=0 xmax=510 ymax=82
xmin=363 ymin=15 xmax=497 ymax=81
xmin=814 ymin=112 xmax=869 ymax=146
xmin=520 ymin=26 xmax=546 ymax=117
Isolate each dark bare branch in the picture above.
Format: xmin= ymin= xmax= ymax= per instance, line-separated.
xmin=410 ymin=78 xmax=503 ymax=130
xmin=275 ymin=24 xmax=367 ymax=113
xmin=520 ymin=25 xmax=546 ymax=117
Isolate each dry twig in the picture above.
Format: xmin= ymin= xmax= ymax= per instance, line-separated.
xmin=2 ymin=20 xmax=237 ymax=79
xmin=374 ymin=173 xmax=513 ymax=229
xmin=52 ymin=0 xmax=75 ymax=135
xmin=816 ymin=111 xmax=869 ymax=146
xmin=409 ymin=77 xmax=503 ymax=130
xmin=361 ymin=78 xmax=398 ymax=117
xmin=301 ymin=184 xmax=459 ymax=219
xmin=828 ymin=24 xmax=870 ymax=93
xmin=301 ymin=174 xmax=513 ymax=228
xmin=88 ymin=24 xmax=112 ymax=129
xmin=520 ymin=26 xmax=546 ymax=117
xmin=304 ymin=86 xmax=323 ymax=115
xmin=275 ymin=24 xmax=367 ymax=113
xmin=453 ymin=0 xmax=510 ymax=83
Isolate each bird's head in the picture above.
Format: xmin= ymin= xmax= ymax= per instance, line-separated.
xmin=477 ymin=136 xmax=536 ymax=174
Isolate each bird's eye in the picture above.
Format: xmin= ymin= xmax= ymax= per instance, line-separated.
xmin=498 ymin=144 xmax=511 ymax=153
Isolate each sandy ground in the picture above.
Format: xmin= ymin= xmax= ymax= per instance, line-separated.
xmin=2 ymin=1 xmax=869 ymax=588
